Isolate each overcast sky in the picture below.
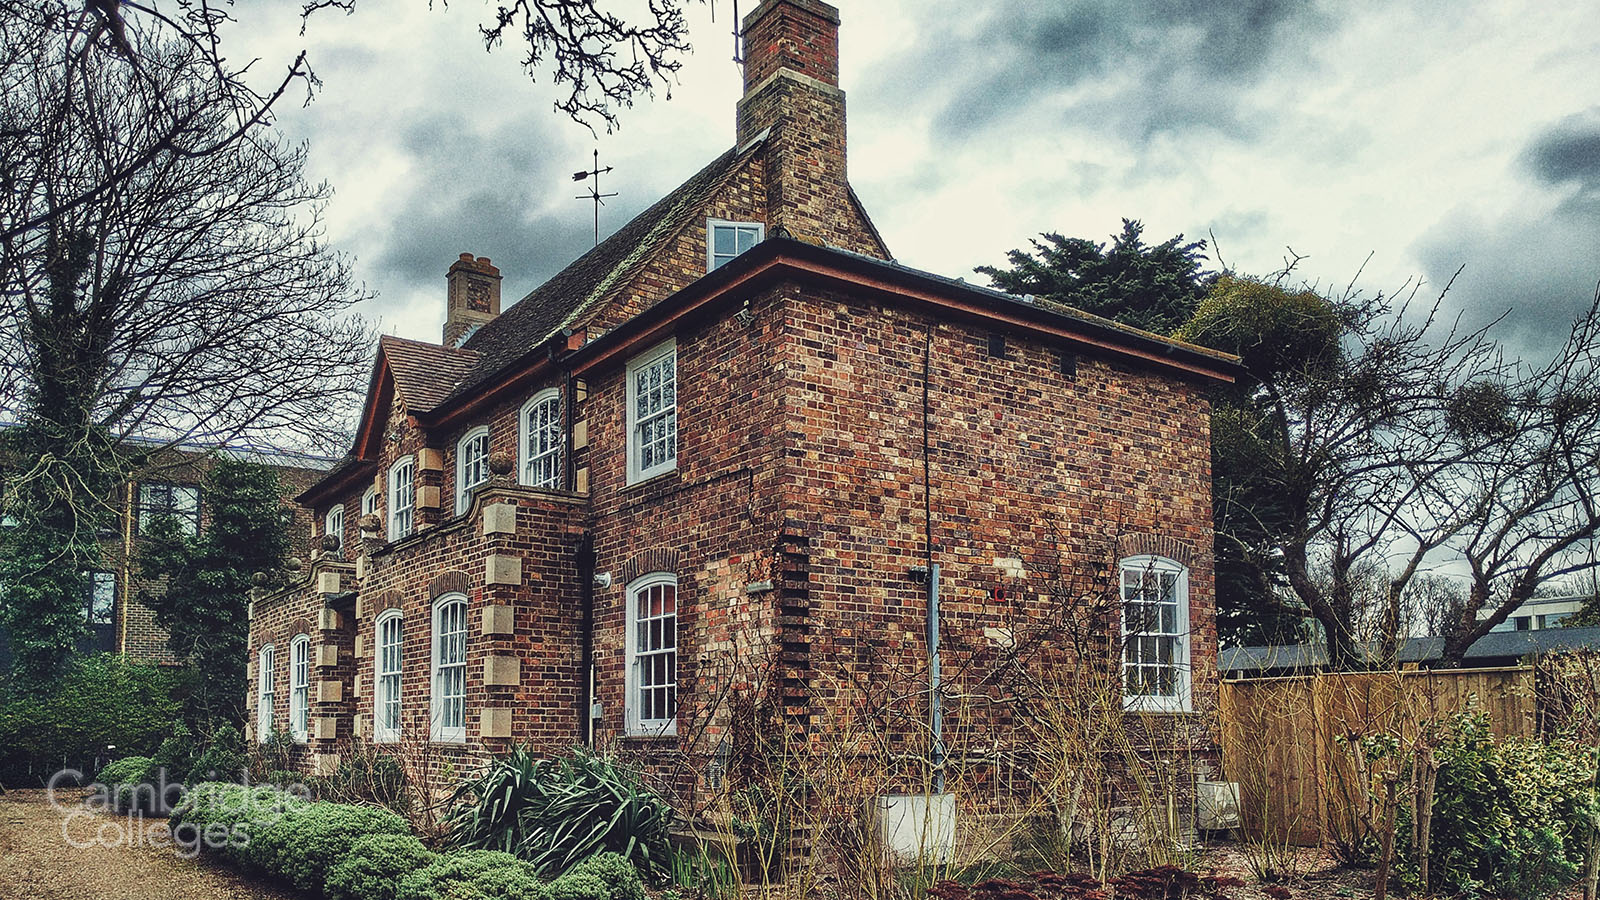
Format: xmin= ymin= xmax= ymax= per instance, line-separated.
xmin=233 ymin=1 xmax=1600 ymax=354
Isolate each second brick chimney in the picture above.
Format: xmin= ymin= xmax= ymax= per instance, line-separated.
xmin=444 ymin=253 xmax=501 ymax=347
xmin=736 ymin=0 xmax=878 ymax=255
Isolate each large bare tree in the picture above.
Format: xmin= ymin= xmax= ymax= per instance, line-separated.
xmin=1184 ymin=269 xmax=1600 ymax=669
xmin=0 ymin=0 xmax=694 ymax=254
xmin=0 ymin=15 xmax=369 ymax=691
xmin=1434 ymin=290 xmax=1600 ymax=662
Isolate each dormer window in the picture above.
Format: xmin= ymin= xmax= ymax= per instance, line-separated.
xmin=707 ymin=220 xmax=763 ymax=271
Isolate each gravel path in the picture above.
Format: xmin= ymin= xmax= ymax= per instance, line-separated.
xmin=0 ymin=788 xmax=301 ymax=900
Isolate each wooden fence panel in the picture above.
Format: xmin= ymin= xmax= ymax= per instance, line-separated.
xmin=1219 ymin=666 xmax=1537 ymax=846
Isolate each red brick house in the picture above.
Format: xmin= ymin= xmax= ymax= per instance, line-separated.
xmin=247 ymin=0 xmax=1238 ymax=823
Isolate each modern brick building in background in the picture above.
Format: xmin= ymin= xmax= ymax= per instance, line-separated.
xmin=0 ymin=442 xmax=329 ymax=672
xmin=248 ymin=0 xmax=1240 ymax=830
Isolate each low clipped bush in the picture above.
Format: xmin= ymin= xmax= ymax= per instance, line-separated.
xmin=396 ymin=849 xmax=549 ymax=900
xmin=272 ymin=797 xmax=409 ymax=890
xmin=565 ymin=853 xmax=645 ymax=900
xmin=547 ymin=871 xmax=608 ymax=900
xmin=325 ymin=833 xmax=437 ymax=900
xmin=170 ymin=781 xmax=307 ymax=862
xmin=95 ymin=755 xmax=155 ymax=811
xmin=249 ymin=801 xmax=411 ymax=890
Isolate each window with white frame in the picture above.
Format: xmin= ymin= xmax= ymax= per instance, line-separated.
xmin=257 ymin=644 xmax=275 ymax=740
xmin=1120 ymin=555 xmax=1191 ymax=712
xmin=289 ymin=634 xmax=310 ymax=741
xmin=626 ymin=573 xmax=678 ymax=734
xmin=388 ymin=457 xmax=414 ymax=540
xmin=362 ymin=485 xmax=379 ymax=517
xmin=707 ymin=219 xmax=763 ymax=271
xmin=626 ymin=340 xmax=677 ymax=484
xmin=520 ymin=390 xmax=563 ymax=490
xmin=324 ymin=505 xmax=344 ymax=554
xmin=431 ymin=595 xmax=467 ymax=742
xmin=138 ymin=483 xmax=200 ymax=535
xmin=456 ymin=426 xmax=491 ymax=514
xmin=375 ymin=610 xmax=403 ymax=743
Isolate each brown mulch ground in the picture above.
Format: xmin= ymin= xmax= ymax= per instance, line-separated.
xmin=0 ymin=788 xmax=302 ymax=900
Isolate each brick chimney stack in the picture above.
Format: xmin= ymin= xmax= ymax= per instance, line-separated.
xmin=444 ymin=253 xmax=501 ymax=347
xmin=737 ymin=0 xmax=874 ymax=254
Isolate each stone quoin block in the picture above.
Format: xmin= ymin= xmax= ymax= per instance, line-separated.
xmin=485 ymin=554 xmax=522 ymax=586
xmin=417 ymin=485 xmax=441 ymax=510
xmin=480 ymin=708 xmax=512 ymax=739
xmin=484 ymin=655 xmax=521 ymax=686
xmin=313 ymin=752 xmax=341 ymax=776
xmin=483 ymin=502 xmax=517 ymax=535
xmin=317 ymin=679 xmax=343 ymax=703
xmin=317 ymin=606 xmax=341 ymax=630
xmin=482 ymin=605 xmax=515 ymax=636
xmin=313 ymin=716 xmax=339 ymax=741
xmin=417 ymin=448 xmax=443 ymax=473
xmin=315 ymin=643 xmax=338 ymax=667
xmin=355 ymin=634 xmax=368 ymax=658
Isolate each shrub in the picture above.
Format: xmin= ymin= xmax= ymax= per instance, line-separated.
xmin=150 ymin=722 xmax=197 ymax=782
xmin=1367 ymin=713 xmax=1598 ymax=897
xmin=548 ymin=872 xmax=608 ymax=900
xmin=448 ymin=747 xmax=674 ymax=881
xmin=325 ymin=833 xmax=437 ymax=900
xmin=396 ymin=849 xmax=550 ymax=900
xmin=0 ymin=653 xmax=187 ymax=782
xmin=184 ymin=725 xmax=248 ymax=784
xmin=255 ymin=801 xmax=412 ymax=890
xmin=95 ymin=755 xmax=154 ymax=811
xmin=568 ymin=853 xmax=645 ymax=900
xmin=170 ymin=782 xmax=308 ymax=862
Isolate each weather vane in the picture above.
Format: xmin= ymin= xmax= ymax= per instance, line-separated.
xmin=573 ymin=150 xmax=616 ymax=247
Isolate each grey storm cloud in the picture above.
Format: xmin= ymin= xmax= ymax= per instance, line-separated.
xmin=371 ymin=111 xmax=611 ymax=301
xmin=1413 ymin=113 xmax=1600 ymax=356
xmin=1524 ymin=108 xmax=1600 ymax=206
xmin=861 ymin=0 xmax=1331 ymax=142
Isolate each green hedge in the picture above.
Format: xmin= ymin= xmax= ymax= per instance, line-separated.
xmin=170 ymin=782 xmax=308 ymax=862
xmin=0 ymin=654 xmax=187 ymax=782
xmin=326 ymin=834 xmax=437 ymax=900
xmin=172 ymin=783 xmax=649 ymax=900
xmin=396 ymin=850 xmax=550 ymax=900
xmin=259 ymin=802 xmax=412 ymax=891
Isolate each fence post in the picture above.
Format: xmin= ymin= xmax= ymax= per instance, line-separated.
xmin=1311 ymin=673 xmax=1330 ymax=847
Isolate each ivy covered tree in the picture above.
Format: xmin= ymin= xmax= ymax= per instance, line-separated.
xmin=975 ymin=219 xmax=1212 ymax=335
xmin=139 ymin=460 xmax=289 ymax=728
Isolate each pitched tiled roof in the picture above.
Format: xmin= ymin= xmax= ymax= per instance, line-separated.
xmin=379 ymin=335 xmax=480 ymax=414
xmin=449 ymin=140 xmax=760 ymax=402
